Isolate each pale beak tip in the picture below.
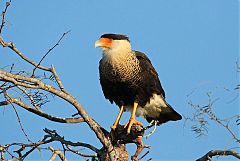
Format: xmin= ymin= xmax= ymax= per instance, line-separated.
xmin=94 ymin=40 xmax=101 ymax=48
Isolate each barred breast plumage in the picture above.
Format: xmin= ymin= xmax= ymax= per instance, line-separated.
xmin=100 ymin=52 xmax=140 ymax=82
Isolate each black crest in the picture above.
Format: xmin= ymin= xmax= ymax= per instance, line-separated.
xmin=100 ymin=34 xmax=130 ymax=42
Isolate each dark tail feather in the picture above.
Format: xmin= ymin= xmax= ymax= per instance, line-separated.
xmin=166 ymin=103 xmax=182 ymax=121
xmin=146 ymin=103 xmax=182 ymax=124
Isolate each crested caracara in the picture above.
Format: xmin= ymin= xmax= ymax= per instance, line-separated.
xmin=95 ymin=33 xmax=182 ymax=134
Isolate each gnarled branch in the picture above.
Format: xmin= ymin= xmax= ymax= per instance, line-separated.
xmin=48 ymin=146 xmax=67 ymax=161
xmin=0 ymin=70 xmax=115 ymax=160
xmin=1 ymin=97 xmax=84 ymax=123
xmin=196 ymin=149 xmax=240 ymax=161
xmin=0 ymin=37 xmax=51 ymax=71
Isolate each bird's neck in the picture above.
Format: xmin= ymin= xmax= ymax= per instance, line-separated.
xmin=102 ymin=47 xmax=133 ymax=64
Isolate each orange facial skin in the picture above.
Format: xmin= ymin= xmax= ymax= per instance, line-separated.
xmin=98 ymin=38 xmax=113 ymax=48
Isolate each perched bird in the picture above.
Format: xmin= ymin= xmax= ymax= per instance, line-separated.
xmin=95 ymin=33 xmax=182 ymax=133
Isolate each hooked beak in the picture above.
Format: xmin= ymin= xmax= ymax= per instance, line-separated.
xmin=94 ymin=38 xmax=112 ymax=48
xmin=94 ymin=39 xmax=102 ymax=48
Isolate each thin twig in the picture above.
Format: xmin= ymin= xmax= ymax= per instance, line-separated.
xmin=32 ymin=30 xmax=71 ymax=76
xmin=214 ymin=118 xmax=240 ymax=143
xmin=138 ymin=151 xmax=150 ymax=161
xmin=44 ymin=128 xmax=100 ymax=153
xmin=188 ymin=94 xmax=239 ymax=142
xmin=205 ymin=94 xmax=239 ymax=143
xmin=144 ymin=121 xmax=157 ymax=139
xmin=5 ymin=93 xmax=32 ymax=143
xmin=3 ymin=96 xmax=84 ymax=124
xmin=0 ymin=0 xmax=11 ymax=34
xmin=17 ymin=86 xmax=39 ymax=109
xmin=0 ymin=37 xmax=51 ymax=71
xmin=51 ymin=65 xmax=68 ymax=94
xmin=66 ymin=145 xmax=97 ymax=158
xmin=0 ymin=100 xmax=9 ymax=106
xmin=6 ymin=136 xmax=53 ymax=159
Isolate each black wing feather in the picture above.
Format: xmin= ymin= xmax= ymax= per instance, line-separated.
xmin=135 ymin=51 xmax=182 ymax=123
xmin=99 ymin=59 xmax=114 ymax=103
xmin=134 ymin=51 xmax=165 ymax=98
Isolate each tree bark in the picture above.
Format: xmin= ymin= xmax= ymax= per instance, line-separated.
xmin=98 ymin=124 xmax=145 ymax=161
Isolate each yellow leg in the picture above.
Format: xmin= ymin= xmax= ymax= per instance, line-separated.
xmin=111 ymin=105 xmax=124 ymax=130
xmin=124 ymin=102 xmax=143 ymax=134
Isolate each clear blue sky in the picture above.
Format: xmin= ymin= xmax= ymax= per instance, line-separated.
xmin=0 ymin=0 xmax=239 ymax=160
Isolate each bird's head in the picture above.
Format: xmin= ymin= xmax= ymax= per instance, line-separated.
xmin=95 ymin=34 xmax=132 ymax=56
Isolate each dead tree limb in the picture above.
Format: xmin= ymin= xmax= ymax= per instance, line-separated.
xmin=0 ymin=70 xmax=117 ymax=160
xmin=48 ymin=146 xmax=67 ymax=161
xmin=32 ymin=30 xmax=70 ymax=76
xmin=196 ymin=150 xmax=240 ymax=161
xmin=0 ymin=37 xmax=51 ymax=71
xmin=1 ymin=95 xmax=84 ymax=124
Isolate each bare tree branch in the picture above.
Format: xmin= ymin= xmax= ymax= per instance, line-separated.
xmin=48 ymin=146 xmax=67 ymax=161
xmin=196 ymin=149 xmax=240 ymax=161
xmin=0 ymin=0 xmax=11 ymax=34
xmin=0 ymin=100 xmax=9 ymax=106
xmin=15 ymin=139 xmax=52 ymax=160
xmin=138 ymin=150 xmax=150 ymax=161
xmin=43 ymin=128 xmax=100 ymax=154
xmin=5 ymin=97 xmax=32 ymax=143
xmin=213 ymin=116 xmax=240 ymax=143
xmin=186 ymin=93 xmax=239 ymax=143
xmin=32 ymin=30 xmax=70 ymax=76
xmin=16 ymin=85 xmax=40 ymax=109
xmin=0 ymin=127 xmax=100 ymax=160
xmin=1 ymin=96 xmax=84 ymax=123
xmin=51 ymin=65 xmax=68 ymax=94
xmin=0 ymin=37 xmax=51 ymax=71
xmin=144 ymin=120 xmax=157 ymax=139
xmin=0 ymin=70 xmax=118 ymax=160
xmin=66 ymin=145 xmax=97 ymax=158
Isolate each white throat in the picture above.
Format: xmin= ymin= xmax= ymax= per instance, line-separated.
xmin=101 ymin=40 xmax=132 ymax=63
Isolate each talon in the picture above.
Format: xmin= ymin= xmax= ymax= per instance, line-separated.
xmin=111 ymin=125 xmax=117 ymax=130
xmin=124 ymin=102 xmax=143 ymax=134
xmin=124 ymin=118 xmax=143 ymax=134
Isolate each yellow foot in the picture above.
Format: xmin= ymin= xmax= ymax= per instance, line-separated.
xmin=124 ymin=118 xmax=143 ymax=134
xmin=111 ymin=124 xmax=118 ymax=131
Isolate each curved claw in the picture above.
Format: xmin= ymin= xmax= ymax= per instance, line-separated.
xmin=111 ymin=125 xmax=117 ymax=131
xmin=124 ymin=102 xmax=143 ymax=134
xmin=124 ymin=118 xmax=143 ymax=134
